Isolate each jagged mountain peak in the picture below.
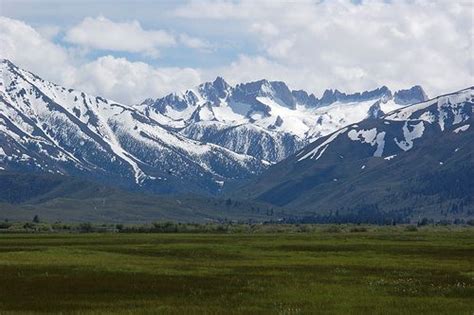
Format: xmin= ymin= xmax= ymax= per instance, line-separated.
xmin=198 ymin=76 xmax=232 ymax=104
xmin=235 ymin=79 xmax=270 ymax=93
xmin=212 ymin=76 xmax=230 ymax=90
xmin=318 ymin=85 xmax=393 ymax=107
xmin=291 ymin=90 xmax=319 ymax=107
xmin=394 ymin=85 xmax=428 ymax=105
xmin=234 ymin=79 xmax=291 ymax=94
xmin=199 ymin=76 xmax=231 ymax=91
xmin=232 ymin=79 xmax=296 ymax=109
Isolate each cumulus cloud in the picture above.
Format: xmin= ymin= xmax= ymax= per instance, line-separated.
xmin=179 ymin=0 xmax=473 ymax=96
xmin=211 ymin=55 xmax=336 ymax=93
xmin=74 ymin=56 xmax=202 ymax=104
xmin=36 ymin=25 xmax=61 ymax=40
xmin=64 ymin=16 xmax=176 ymax=57
xmin=0 ymin=17 xmax=203 ymax=104
xmin=250 ymin=22 xmax=279 ymax=38
xmin=0 ymin=17 xmax=76 ymax=87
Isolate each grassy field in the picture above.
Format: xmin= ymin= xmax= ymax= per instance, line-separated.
xmin=0 ymin=227 xmax=472 ymax=314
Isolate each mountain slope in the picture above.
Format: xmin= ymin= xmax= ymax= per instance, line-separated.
xmin=238 ymin=87 xmax=474 ymax=221
xmin=140 ymin=78 xmax=427 ymax=162
xmin=0 ymin=172 xmax=276 ymax=223
xmin=0 ymin=60 xmax=265 ymax=194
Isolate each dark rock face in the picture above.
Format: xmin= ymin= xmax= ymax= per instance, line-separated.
xmin=318 ymin=86 xmax=392 ymax=107
xmin=268 ymin=81 xmax=296 ymax=109
xmin=232 ymin=79 xmax=296 ymax=109
xmin=367 ymin=101 xmax=385 ymax=119
xmin=291 ymin=90 xmax=319 ymax=107
xmin=198 ymin=77 xmax=232 ymax=105
xmin=394 ymin=85 xmax=428 ymax=105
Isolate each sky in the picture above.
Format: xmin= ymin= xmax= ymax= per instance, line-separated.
xmin=0 ymin=0 xmax=472 ymax=104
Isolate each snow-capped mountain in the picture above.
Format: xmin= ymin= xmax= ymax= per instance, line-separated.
xmin=140 ymin=77 xmax=428 ymax=162
xmin=238 ymin=87 xmax=474 ymax=220
xmin=0 ymin=59 xmax=432 ymax=197
xmin=0 ymin=60 xmax=265 ymax=194
xmin=296 ymin=87 xmax=472 ymax=163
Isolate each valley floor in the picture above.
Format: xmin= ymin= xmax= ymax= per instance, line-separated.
xmin=0 ymin=227 xmax=472 ymax=314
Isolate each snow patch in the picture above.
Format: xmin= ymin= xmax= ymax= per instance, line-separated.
xmin=347 ymin=128 xmax=385 ymax=157
xmin=348 ymin=128 xmax=377 ymax=143
xmin=453 ymin=124 xmax=470 ymax=133
xmin=395 ymin=121 xmax=425 ymax=151
xmin=373 ymin=132 xmax=386 ymax=157
xmin=298 ymin=128 xmax=348 ymax=161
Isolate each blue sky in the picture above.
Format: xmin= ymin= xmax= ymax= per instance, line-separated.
xmin=0 ymin=0 xmax=472 ymax=104
xmin=1 ymin=0 xmax=257 ymax=68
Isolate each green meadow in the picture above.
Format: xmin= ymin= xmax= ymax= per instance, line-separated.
xmin=0 ymin=226 xmax=472 ymax=314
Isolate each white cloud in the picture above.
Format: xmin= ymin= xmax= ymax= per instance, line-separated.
xmin=179 ymin=34 xmax=213 ymax=52
xmin=178 ymin=0 xmax=474 ymax=96
xmin=0 ymin=17 xmax=76 ymax=86
xmin=36 ymin=25 xmax=61 ymax=40
xmin=0 ymin=17 xmax=203 ymax=104
xmin=210 ymin=55 xmax=333 ymax=93
xmin=250 ymin=22 xmax=279 ymax=38
xmin=64 ymin=16 xmax=176 ymax=57
xmin=74 ymin=56 xmax=202 ymax=104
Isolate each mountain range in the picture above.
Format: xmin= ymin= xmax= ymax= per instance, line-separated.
xmin=239 ymin=87 xmax=473 ymax=222
xmin=140 ymin=77 xmax=427 ymax=162
xmin=0 ymin=60 xmax=263 ymax=195
xmin=0 ymin=59 xmax=426 ymax=194
xmin=0 ymin=59 xmax=472 ymax=222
